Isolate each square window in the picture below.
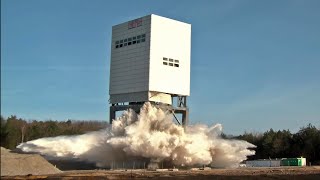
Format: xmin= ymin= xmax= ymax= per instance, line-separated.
xmin=141 ymin=38 xmax=145 ymax=42
xmin=137 ymin=40 xmax=140 ymax=43
xmin=142 ymin=34 xmax=145 ymax=38
xmin=174 ymin=64 xmax=179 ymax=67
xmin=133 ymin=37 xmax=136 ymax=40
xmin=137 ymin=35 xmax=141 ymax=39
xmin=124 ymin=43 xmax=127 ymax=46
xmin=128 ymin=38 xmax=132 ymax=41
xmin=133 ymin=41 xmax=136 ymax=44
xmin=169 ymin=63 xmax=173 ymax=66
xmin=124 ymin=39 xmax=127 ymax=42
xmin=120 ymin=44 xmax=123 ymax=47
xmin=174 ymin=60 xmax=179 ymax=63
xmin=169 ymin=59 xmax=173 ymax=62
xmin=120 ymin=40 xmax=123 ymax=43
xmin=163 ymin=57 xmax=168 ymax=61
xmin=116 ymin=41 xmax=119 ymax=44
xmin=115 ymin=45 xmax=119 ymax=48
xmin=163 ymin=62 xmax=168 ymax=65
xmin=128 ymin=42 xmax=132 ymax=45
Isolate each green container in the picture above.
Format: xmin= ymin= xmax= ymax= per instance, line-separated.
xmin=281 ymin=158 xmax=302 ymax=166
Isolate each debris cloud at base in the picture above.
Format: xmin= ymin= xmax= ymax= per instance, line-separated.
xmin=17 ymin=102 xmax=255 ymax=168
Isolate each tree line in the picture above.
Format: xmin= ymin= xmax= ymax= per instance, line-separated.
xmin=1 ymin=115 xmax=108 ymax=149
xmin=1 ymin=115 xmax=319 ymax=165
xmin=234 ymin=124 xmax=320 ymax=165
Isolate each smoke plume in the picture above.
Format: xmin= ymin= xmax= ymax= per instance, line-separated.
xmin=17 ymin=102 xmax=255 ymax=168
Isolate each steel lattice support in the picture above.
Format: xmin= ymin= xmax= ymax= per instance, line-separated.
xmin=109 ymin=97 xmax=189 ymax=127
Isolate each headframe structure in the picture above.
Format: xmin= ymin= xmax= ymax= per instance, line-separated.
xmin=109 ymin=14 xmax=191 ymax=126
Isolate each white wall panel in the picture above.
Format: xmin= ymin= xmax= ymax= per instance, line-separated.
xmin=149 ymin=14 xmax=191 ymax=96
xmin=109 ymin=14 xmax=191 ymax=103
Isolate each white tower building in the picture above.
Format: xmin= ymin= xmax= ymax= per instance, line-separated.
xmin=109 ymin=14 xmax=191 ymax=126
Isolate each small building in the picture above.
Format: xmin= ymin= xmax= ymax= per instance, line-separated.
xmin=280 ymin=158 xmax=306 ymax=166
xmin=246 ymin=159 xmax=281 ymax=167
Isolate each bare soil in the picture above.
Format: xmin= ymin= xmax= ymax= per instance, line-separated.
xmin=1 ymin=147 xmax=61 ymax=176
xmin=2 ymin=166 xmax=320 ymax=179
xmin=2 ymin=147 xmax=319 ymax=179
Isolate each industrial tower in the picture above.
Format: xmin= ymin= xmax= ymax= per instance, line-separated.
xmin=109 ymin=14 xmax=191 ymax=126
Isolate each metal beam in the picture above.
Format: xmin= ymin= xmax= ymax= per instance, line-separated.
xmin=109 ymin=97 xmax=189 ymax=127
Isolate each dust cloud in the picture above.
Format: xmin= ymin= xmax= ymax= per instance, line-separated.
xmin=17 ymin=102 xmax=255 ymax=168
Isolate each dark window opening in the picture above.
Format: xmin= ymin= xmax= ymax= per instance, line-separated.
xmin=169 ymin=63 xmax=173 ymax=66
xmin=163 ymin=62 xmax=168 ymax=65
xmin=163 ymin=57 xmax=168 ymax=61
xmin=115 ymin=34 xmax=146 ymax=48
xmin=169 ymin=59 xmax=173 ymax=62
xmin=174 ymin=64 xmax=179 ymax=67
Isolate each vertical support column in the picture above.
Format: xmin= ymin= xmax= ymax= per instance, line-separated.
xmin=182 ymin=108 xmax=189 ymax=127
xmin=176 ymin=96 xmax=189 ymax=128
xmin=110 ymin=105 xmax=116 ymax=124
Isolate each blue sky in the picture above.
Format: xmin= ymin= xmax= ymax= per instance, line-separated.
xmin=1 ymin=0 xmax=319 ymax=135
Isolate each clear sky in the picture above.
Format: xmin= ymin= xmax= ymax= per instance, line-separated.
xmin=1 ymin=0 xmax=319 ymax=135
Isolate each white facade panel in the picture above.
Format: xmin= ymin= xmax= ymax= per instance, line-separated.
xmin=149 ymin=14 xmax=191 ymax=96
xmin=301 ymin=158 xmax=306 ymax=166
xmin=109 ymin=14 xmax=191 ymax=103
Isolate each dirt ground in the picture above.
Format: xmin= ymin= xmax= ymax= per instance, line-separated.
xmin=2 ymin=166 xmax=320 ymax=180
xmin=1 ymin=147 xmax=61 ymax=176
